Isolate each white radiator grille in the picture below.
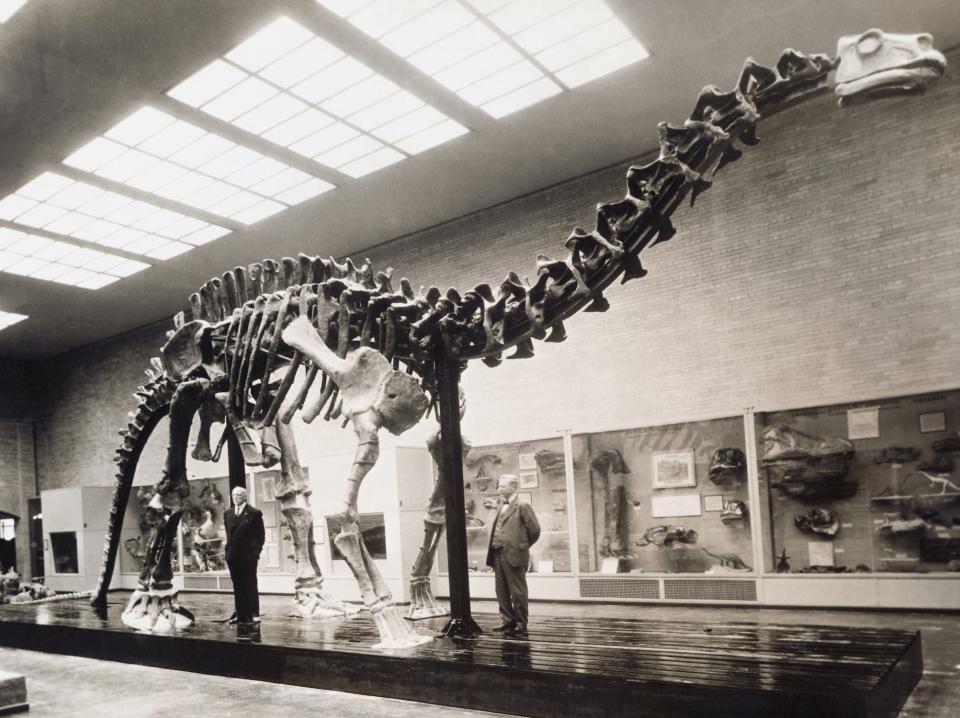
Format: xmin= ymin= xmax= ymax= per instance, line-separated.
xmin=663 ymin=579 xmax=757 ymax=601
xmin=579 ymin=578 xmax=660 ymax=599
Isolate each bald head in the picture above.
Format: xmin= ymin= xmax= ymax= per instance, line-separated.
xmin=497 ymin=474 xmax=519 ymax=501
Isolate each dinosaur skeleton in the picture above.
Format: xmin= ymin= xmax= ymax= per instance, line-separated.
xmin=89 ymin=30 xmax=944 ymax=647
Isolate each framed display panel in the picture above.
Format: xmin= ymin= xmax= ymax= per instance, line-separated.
xmin=438 ymin=435 xmax=572 ymax=574
xmin=757 ymin=390 xmax=960 ymax=575
xmin=180 ymin=477 xmax=229 ymax=575
xmin=572 ymin=416 xmax=752 ymax=574
xmin=253 ymin=468 xmax=306 ymax=573
xmin=49 ymin=531 xmax=78 ymax=574
xmin=327 ymin=513 xmax=386 ymax=561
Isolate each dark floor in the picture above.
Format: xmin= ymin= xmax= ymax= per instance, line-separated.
xmin=0 ymin=593 xmax=957 ymax=717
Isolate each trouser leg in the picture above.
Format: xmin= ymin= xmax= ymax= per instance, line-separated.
xmin=494 ymin=553 xmax=518 ymax=626
xmin=227 ymin=559 xmax=241 ymax=617
xmin=231 ymin=559 xmax=252 ymax=620
xmin=502 ymin=560 xmax=529 ymax=628
xmin=248 ymin=560 xmax=260 ymax=617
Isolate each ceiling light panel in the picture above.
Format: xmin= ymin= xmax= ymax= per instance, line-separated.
xmin=168 ymin=16 xmax=466 ymax=172
xmin=317 ymin=0 xmax=647 ymax=116
xmin=0 ymin=0 xmax=30 ymax=24
xmin=0 ymin=225 xmax=149 ymax=290
xmin=475 ymin=0 xmax=648 ymax=87
xmin=64 ymin=106 xmax=334 ymax=223
xmin=0 ymin=311 xmax=28 ymax=331
xmin=0 ymin=172 xmax=230 ymax=261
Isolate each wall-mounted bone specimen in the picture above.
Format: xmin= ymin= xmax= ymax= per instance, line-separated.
xmin=635 ymin=525 xmax=698 ymax=548
xmin=794 ymin=507 xmax=840 ymax=538
xmin=762 ymin=425 xmax=856 ymax=500
xmin=874 ymin=447 xmax=920 ymax=464
xmin=709 ymin=448 xmax=746 ymax=483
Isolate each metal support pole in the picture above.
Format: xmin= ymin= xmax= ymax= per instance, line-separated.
xmin=435 ymin=355 xmax=482 ymax=639
xmin=226 ymin=427 xmax=246 ymax=494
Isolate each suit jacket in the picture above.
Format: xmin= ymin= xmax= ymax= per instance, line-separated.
xmin=486 ymin=500 xmax=541 ymax=569
xmin=224 ymin=504 xmax=265 ymax=562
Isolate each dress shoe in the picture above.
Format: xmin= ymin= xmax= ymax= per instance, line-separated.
xmin=512 ymin=625 xmax=529 ymax=638
xmin=492 ymin=623 xmax=515 ymax=633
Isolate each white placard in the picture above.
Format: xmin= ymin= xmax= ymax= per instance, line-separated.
xmin=651 ymin=494 xmax=702 ymax=518
xmin=919 ymin=411 xmax=946 ymax=433
xmin=518 ymin=453 xmax=537 ymax=470
xmin=600 ymin=557 xmax=623 ymax=574
xmin=847 ymin=407 xmax=879 ymax=440
xmin=537 ymin=560 xmax=555 ymax=573
xmin=808 ymin=541 xmax=834 ymax=566
xmin=703 ymin=495 xmax=724 ymax=512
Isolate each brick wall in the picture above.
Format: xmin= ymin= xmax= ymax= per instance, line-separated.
xmin=0 ymin=422 xmax=36 ymax=579
xmin=0 ymin=359 xmax=41 ymax=578
xmin=23 ymin=49 xmax=960 ymax=501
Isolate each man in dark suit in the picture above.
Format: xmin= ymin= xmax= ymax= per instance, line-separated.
xmin=486 ymin=474 xmax=540 ymax=637
xmin=224 ymin=486 xmax=265 ymax=626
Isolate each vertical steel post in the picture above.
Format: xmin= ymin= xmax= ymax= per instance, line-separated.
xmin=435 ymin=355 xmax=482 ymax=638
xmin=226 ymin=427 xmax=246 ymax=493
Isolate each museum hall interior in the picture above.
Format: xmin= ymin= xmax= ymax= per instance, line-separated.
xmin=1 ymin=1 xmax=958 ymax=716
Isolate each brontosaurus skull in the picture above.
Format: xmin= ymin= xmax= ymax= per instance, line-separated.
xmin=835 ymin=29 xmax=946 ymax=101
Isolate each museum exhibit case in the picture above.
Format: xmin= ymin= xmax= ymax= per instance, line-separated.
xmin=426 ymin=390 xmax=959 ymax=608
xmin=39 ymin=486 xmax=114 ymax=593
xmin=572 ymin=416 xmax=752 ymax=576
xmin=755 ymin=390 xmax=960 ymax=608
xmin=437 ymin=435 xmax=574 ymax=578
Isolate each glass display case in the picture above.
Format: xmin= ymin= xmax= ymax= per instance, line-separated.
xmin=251 ymin=469 xmax=300 ymax=573
xmin=439 ymin=435 xmax=572 ymax=574
xmin=327 ymin=513 xmax=386 ymax=561
xmin=120 ymin=477 xmax=228 ymax=576
xmin=757 ymin=390 xmax=960 ymax=574
xmin=573 ymin=416 xmax=752 ymax=574
xmin=49 ymin=531 xmax=78 ymax=574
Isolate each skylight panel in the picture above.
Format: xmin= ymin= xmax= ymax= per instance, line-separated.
xmin=262 ymin=109 xmax=335 ymax=147
xmin=405 ymin=21 xmax=499 ymax=75
xmin=0 ymin=310 xmax=27 ymax=330
xmin=290 ymin=57 xmax=374 ymax=104
xmin=260 ymin=38 xmax=344 ymax=89
xmin=274 ymin=178 xmax=333 ymax=205
xmin=202 ymin=77 xmax=279 ymax=122
xmin=378 ymin=2 xmax=474 ymax=58
xmin=169 ymin=15 xmax=465 ymax=177
xmin=0 ymin=226 xmax=150 ymax=289
xmin=482 ymin=76 xmax=562 ymax=118
xmin=65 ymin=107 xmax=334 ymax=221
xmin=234 ymin=95 xmax=308 ymax=135
xmin=167 ymin=60 xmax=247 ymax=108
xmin=226 ymin=16 xmax=313 ymax=71
xmin=315 ymin=135 xmax=384 ymax=169
xmin=0 ymin=172 xmax=232 ymax=261
xmin=105 ymin=106 xmax=176 ymax=146
xmin=17 ymin=172 xmax=74 ymax=201
xmin=395 ymin=119 xmax=468 ymax=154
xmin=339 ymin=147 xmax=404 ymax=178
xmin=511 ymin=0 xmax=611 ymax=55
xmin=346 ymin=0 xmax=441 ymax=39
xmin=0 ymin=0 xmax=31 ymax=24
xmin=554 ymin=38 xmax=648 ymax=88
xmin=320 ymin=0 xmax=647 ymax=117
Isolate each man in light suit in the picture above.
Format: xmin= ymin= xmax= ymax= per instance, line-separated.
xmin=486 ymin=474 xmax=540 ymax=637
xmin=224 ymin=486 xmax=265 ymax=626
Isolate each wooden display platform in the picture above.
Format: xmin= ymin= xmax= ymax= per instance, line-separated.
xmin=0 ymin=592 xmax=921 ymax=718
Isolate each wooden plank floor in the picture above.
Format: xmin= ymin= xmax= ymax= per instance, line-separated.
xmin=0 ymin=592 xmax=922 ymax=718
